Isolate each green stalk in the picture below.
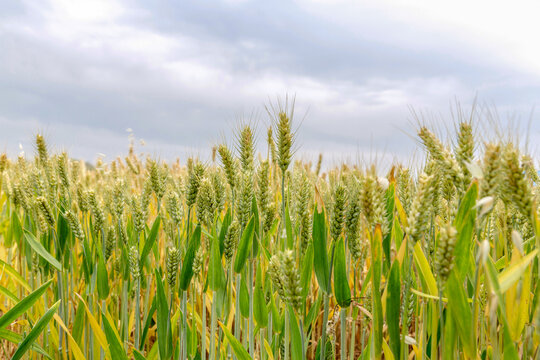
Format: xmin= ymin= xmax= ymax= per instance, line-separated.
xmin=182 ymin=291 xmax=188 ymax=360
xmin=191 ymin=285 xmax=196 ymax=359
xmin=134 ymin=231 xmax=141 ymax=351
xmin=268 ymin=309 xmax=273 ymax=351
xmin=57 ymin=269 xmax=64 ymax=356
xmin=320 ymin=241 xmax=337 ymax=360
xmin=209 ymin=292 xmax=217 ymax=360
xmin=401 ymin=243 xmax=414 ymax=360
xmin=202 ymin=282 xmax=207 ymax=360
xmin=349 ymin=267 xmax=357 ymax=360
xmin=438 ymin=281 xmax=444 ymax=357
xmin=299 ymin=318 xmax=306 ymax=360
xmin=249 ymin=259 xmax=254 ymax=357
xmin=320 ymin=292 xmax=330 ymax=360
xmin=284 ymin=306 xmax=290 ymax=360
xmin=135 ymin=277 xmax=141 ymax=350
xmin=122 ymin=279 xmax=128 ymax=349
xmin=341 ymin=308 xmax=347 ymax=360
xmin=235 ymin=273 xmax=241 ymax=353
xmin=281 ymin=174 xmax=286 ymax=250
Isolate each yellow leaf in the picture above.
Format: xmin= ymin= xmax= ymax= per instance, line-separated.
xmin=498 ymin=250 xmax=537 ymax=293
xmin=264 ymin=339 xmax=275 ymax=360
xmin=74 ymin=293 xmax=110 ymax=358
xmin=54 ymin=313 xmax=87 ymax=360
xmin=413 ymin=242 xmax=438 ymax=296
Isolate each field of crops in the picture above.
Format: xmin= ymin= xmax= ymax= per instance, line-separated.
xmin=0 ymin=108 xmax=539 ymax=359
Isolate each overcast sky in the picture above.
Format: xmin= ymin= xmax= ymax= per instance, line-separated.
xmin=1 ymin=0 xmax=540 ymax=165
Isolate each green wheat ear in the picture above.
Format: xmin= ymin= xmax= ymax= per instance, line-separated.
xmin=218 ymin=144 xmax=237 ymax=190
xmin=166 ymin=246 xmax=180 ymax=287
xmin=330 ymin=182 xmax=347 ymax=241
xmin=455 ymin=121 xmax=474 ymax=185
xmin=224 ymin=220 xmax=240 ymax=264
xmin=129 ymin=246 xmax=140 ymax=280
xmin=267 ymin=126 xmax=276 ymax=164
xmin=315 ymin=153 xmax=323 ymax=176
xmin=236 ymin=124 xmax=255 ymax=173
xmin=434 ymin=223 xmax=457 ymax=287
xmin=65 ymin=209 xmax=85 ymax=240
xmin=196 ymin=178 xmax=215 ymax=227
xmin=501 ymin=144 xmax=534 ymax=218
xmin=165 ymin=189 xmax=183 ymax=225
xmin=276 ymin=111 xmax=293 ymax=174
xmin=35 ymin=133 xmax=49 ymax=165
xmin=36 ymin=196 xmax=55 ymax=228
xmin=407 ymin=172 xmax=436 ymax=243
xmin=186 ymin=160 xmax=205 ymax=207
xmin=418 ymin=126 xmax=464 ymax=192
xmin=105 ymin=225 xmax=116 ymax=260
xmin=0 ymin=153 xmax=7 ymax=173
xmin=237 ymin=170 xmax=253 ymax=229
xmin=480 ymin=142 xmax=501 ymax=199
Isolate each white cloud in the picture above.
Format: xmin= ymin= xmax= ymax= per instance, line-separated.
xmin=0 ymin=0 xmax=538 ymax=162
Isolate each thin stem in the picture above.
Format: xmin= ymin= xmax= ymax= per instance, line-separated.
xmin=284 ymin=306 xmax=290 ymax=360
xmin=249 ymin=259 xmax=254 ymax=357
xmin=341 ymin=308 xmax=347 ymax=360
xmin=210 ymin=292 xmax=217 ymax=360
xmin=202 ymin=282 xmax=207 ymax=360
xmin=320 ymin=293 xmax=330 ymax=360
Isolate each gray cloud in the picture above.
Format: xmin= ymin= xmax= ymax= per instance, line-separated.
xmin=0 ymin=0 xmax=539 ymax=164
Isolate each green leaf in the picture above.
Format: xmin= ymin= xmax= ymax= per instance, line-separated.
xmin=254 ymin=263 xmax=268 ymax=328
xmin=10 ymin=211 xmax=22 ymax=245
xmin=386 ymin=261 xmax=401 ymax=359
xmin=239 ymin=274 xmax=250 ymax=318
xmin=333 ymin=236 xmax=351 ymax=307
xmin=57 ymin=209 xmax=70 ymax=254
xmin=219 ymin=321 xmax=253 ymax=360
xmin=234 ymin=216 xmax=255 ymax=273
xmin=314 ymin=338 xmax=333 ymax=360
xmin=270 ymin=293 xmax=282 ymax=331
xmin=312 ymin=205 xmax=330 ymax=293
xmin=102 ymin=311 xmax=128 ymax=360
xmin=251 ymin=196 xmax=260 ymax=255
xmin=445 ymin=270 xmax=475 ymax=358
xmin=285 ymin=203 xmax=293 ymax=250
xmin=484 ymin=257 xmax=519 ymax=359
xmin=0 ymin=286 xmax=18 ymax=304
xmin=11 ymin=300 xmax=60 ymax=360
xmin=72 ymin=297 xmax=86 ymax=344
xmin=0 ymin=260 xmax=31 ymax=291
xmin=288 ymin=306 xmax=303 ymax=360
xmin=300 ymin=243 xmax=314 ymax=299
xmin=133 ymin=349 xmax=147 ymax=360
xmin=179 ymin=224 xmax=202 ymax=291
xmin=219 ymin=208 xmax=232 ymax=256
xmin=413 ymin=241 xmax=438 ymax=296
xmin=23 ymin=231 xmax=62 ymax=271
xmin=140 ymin=297 xmax=157 ymax=349
xmin=155 ymin=270 xmax=172 ymax=360
xmin=0 ymin=280 xmax=52 ymax=329
xmin=304 ymin=295 xmax=321 ymax=329
xmin=453 ymin=182 xmax=478 ymax=278
xmin=371 ymin=226 xmax=384 ymax=359
xmin=97 ymin=250 xmax=109 ymax=300
xmin=209 ymin=236 xmax=226 ymax=291
xmin=443 ymin=312 xmax=457 ymax=360
xmin=141 ymin=216 xmax=161 ymax=266
xmin=0 ymin=329 xmax=50 ymax=359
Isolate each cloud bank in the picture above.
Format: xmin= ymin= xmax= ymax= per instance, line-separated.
xmin=1 ymin=0 xmax=539 ymax=164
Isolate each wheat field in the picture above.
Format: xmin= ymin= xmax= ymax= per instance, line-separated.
xmin=0 ymin=107 xmax=539 ymax=359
